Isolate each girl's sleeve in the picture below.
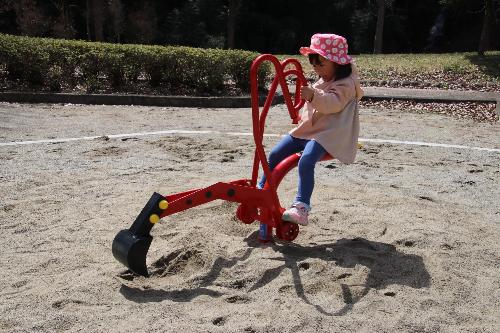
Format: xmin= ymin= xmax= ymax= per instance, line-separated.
xmin=309 ymin=79 xmax=356 ymax=114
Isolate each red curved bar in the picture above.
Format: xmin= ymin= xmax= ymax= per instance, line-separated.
xmin=249 ymin=54 xmax=308 ymax=197
xmin=266 ymin=153 xmax=333 ymax=191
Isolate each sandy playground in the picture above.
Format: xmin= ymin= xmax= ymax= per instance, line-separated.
xmin=0 ymin=101 xmax=499 ymax=332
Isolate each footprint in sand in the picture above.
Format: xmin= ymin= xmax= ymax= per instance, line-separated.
xmin=3 ymin=204 xmax=15 ymax=212
xmin=225 ymin=294 xmax=251 ymax=304
xmin=418 ymin=195 xmax=435 ymax=202
xmin=118 ymin=247 xmax=207 ymax=281
xmin=11 ymin=280 xmax=28 ymax=288
xmin=361 ymin=147 xmax=380 ymax=155
xmin=220 ymin=149 xmax=244 ymax=163
xmin=51 ymin=299 xmax=85 ymax=309
xmin=337 ymin=272 xmax=352 ymax=280
xmin=212 ymin=316 xmax=226 ymax=326
xmin=150 ymin=248 xmax=206 ymax=277
xmin=396 ymin=239 xmax=416 ymax=247
xmin=222 ymin=278 xmax=251 ymax=290
xmin=86 ymin=146 xmax=128 ymax=158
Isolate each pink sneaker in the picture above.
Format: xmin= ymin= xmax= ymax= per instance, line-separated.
xmin=282 ymin=202 xmax=311 ymax=226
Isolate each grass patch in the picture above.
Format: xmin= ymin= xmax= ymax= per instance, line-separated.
xmin=278 ymin=52 xmax=500 ymax=90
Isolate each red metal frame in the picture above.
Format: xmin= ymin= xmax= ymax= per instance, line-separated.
xmin=112 ymin=54 xmax=340 ymax=277
xmin=156 ymin=54 xmax=332 ymax=242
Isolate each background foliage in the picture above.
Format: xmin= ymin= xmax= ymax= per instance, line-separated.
xmin=0 ymin=0 xmax=498 ymax=54
xmin=0 ymin=33 xmax=269 ymax=94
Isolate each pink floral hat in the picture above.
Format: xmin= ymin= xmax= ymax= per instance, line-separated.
xmin=299 ymin=33 xmax=352 ymax=65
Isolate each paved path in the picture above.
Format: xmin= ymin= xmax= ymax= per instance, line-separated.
xmin=0 ymin=87 xmax=498 ymax=110
xmin=363 ymin=87 xmax=499 ymax=117
xmin=363 ymin=87 xmax=499 ymax=103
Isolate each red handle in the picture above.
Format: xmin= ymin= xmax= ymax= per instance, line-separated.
xmin=249 ymin=54 xmax=307 ymax=196
xmin=280 ymin=58 xmax=307 ymax=124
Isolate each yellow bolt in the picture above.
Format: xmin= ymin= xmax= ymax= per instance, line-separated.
xmin=149 ymin=214 xmax=160 ymax=224
xmin=357 ymin=142 xmax=364 ymax=149
xmin=159 ymin=200 xmax=169 ymax=210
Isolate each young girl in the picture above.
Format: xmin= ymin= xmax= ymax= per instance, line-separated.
xmin=258 ymin=33 xmax=363 ymax=226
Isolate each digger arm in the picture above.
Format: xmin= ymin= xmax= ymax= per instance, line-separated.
xmin=112 ymin=180 xmax=278 ymax=277
xmin=159 ymin=180 xmax=277 ymax=218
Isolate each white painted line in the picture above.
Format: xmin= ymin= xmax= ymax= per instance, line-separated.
xmin=108 ymin=129 xmax=214 ymax=138
xmin=358 ymin=138 xmax=500 ymax=153
xmin=0 ymin=135 xmax=101 ymax=146
xmin=0 ymin=129 xmax=498 ymax=153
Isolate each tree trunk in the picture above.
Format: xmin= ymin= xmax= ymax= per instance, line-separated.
xmin=86 ymin=0 xmax=93 ymax=40
xmin=86 ymin=0 xmax=104 ymax=41
xmin=108 ymin=0 xmax=124 ymax=43
xmin=226 ymin=0 xmax=241 ymax=49
xmin=373 ymin=0 xmax=385 ymax=54
xmin=93 ymin=0 xmax=104 ymax=42
xmin=478 ymin=0 xmax=494 ymax=55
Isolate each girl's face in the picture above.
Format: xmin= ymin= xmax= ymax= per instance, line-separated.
xmin=310 ymin=55 xmax=336 ymax=82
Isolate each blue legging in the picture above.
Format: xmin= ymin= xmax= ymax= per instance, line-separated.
xmin=258 ymin=134 xmax=327 ymax=206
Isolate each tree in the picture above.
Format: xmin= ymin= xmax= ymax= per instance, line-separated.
xmin=373 ymin=0 xmax=385 ymax=53
xmin=51 ymin=0 xmax=76 ymax=39
xmin=440 ymin=0 xmax=499 ymax=54
xmin=12 ymin=0 xmax=50 ymax=36
xmin=0 ymin=0 xmax=496 ymax=53
xmin=125 ymin=1 xmax=157 ymax=44
xmin=479 ymin=0 xmax=496 ymax=55
xmin=107 ymin=0 xmax=124 ymax=43
xmin=226 ymin=0 xmax=241 ymax=49
xmin=86 ymin=0 xmax=104 ymax=41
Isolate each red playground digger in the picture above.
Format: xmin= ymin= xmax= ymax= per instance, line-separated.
xmin=112 ymin=54 xmax=334 ymax=277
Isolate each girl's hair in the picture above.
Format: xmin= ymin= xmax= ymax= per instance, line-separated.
xmin=308 ymin=54 xmax=352 ymax=81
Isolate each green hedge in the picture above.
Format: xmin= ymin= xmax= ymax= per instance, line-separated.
xmin=0 ymin=33 xmax=271 ymax=95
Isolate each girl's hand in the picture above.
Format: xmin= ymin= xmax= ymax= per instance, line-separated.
xmin=301 ymin=86 xmax=315 ymax=102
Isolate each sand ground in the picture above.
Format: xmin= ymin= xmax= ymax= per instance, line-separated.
xmin=0 ymin=102 xmax=499 ymax=333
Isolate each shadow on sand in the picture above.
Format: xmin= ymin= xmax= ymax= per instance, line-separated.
xmin=119 ymin=231 xmax=430 ymax=316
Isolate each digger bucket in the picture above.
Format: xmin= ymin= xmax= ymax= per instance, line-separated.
xmin=112 ymin=192 xmax=167 ymax=277
xmin=112 ymin=230 xmax=152 ymax=277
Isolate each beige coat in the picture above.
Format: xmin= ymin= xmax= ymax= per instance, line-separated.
xmin=289 ymin=67 xmax=363 ymax=164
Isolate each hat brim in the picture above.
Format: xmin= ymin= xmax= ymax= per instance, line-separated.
xmin=299 ymin=47 xmax=324 ymax=57
xmin=300 ymin=47 xmax=353 ymax=65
